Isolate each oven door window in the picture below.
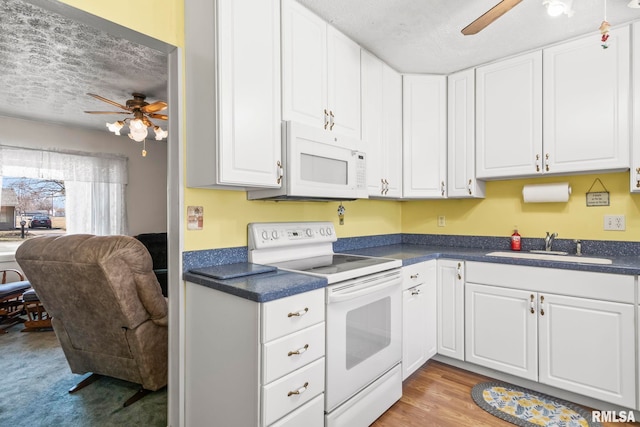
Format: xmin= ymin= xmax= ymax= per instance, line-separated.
xmin=345 ymin=296 xmax=391 ymax=370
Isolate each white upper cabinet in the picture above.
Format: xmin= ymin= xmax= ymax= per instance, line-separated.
xmin=403 ymin=74 xmax=447 ymax=198
xmin=282 ymin=0 xmax=361 ymax=139
xmin=185 ymin=0 xmax=282 ymax=189
xmin=543 ymin=26 xmax=630 ymax=175
xmin=361 ymin=50 xmax=402 ymax=198
xmin=630 ymin=21 xmax=640 ymax=192
xmin=476 ymin=51 xmax=543 ymax=179
xmin=447 ymin=69 xmax=485 ymax=198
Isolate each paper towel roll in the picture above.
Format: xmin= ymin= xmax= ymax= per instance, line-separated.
xmin=522 ymin=183 xmax=572 ymax=203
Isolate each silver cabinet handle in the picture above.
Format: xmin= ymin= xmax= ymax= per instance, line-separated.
xmin=288 ymin=344 xmax=309 ymax=357
xmin=467 ymin=179 xmax=473 ymax=195
xmin=545 ymin=153 xmax=550 ymax=172
xmin=324 ymin=109 xmax=329 ymax=129
xmin=540 ymin=295 xmax=545 ymax=316
xmin=276 ymin=161 xmax=284 ymax=184
xmin=441 ymin=181 xmax=446 ymax=197
xmin=410 ymin=273 xmax=420 ymax=279
xmin=457 ymin=262 xmax=462 ymax=280
xmin=287 ymin=308 xmax=308 ymax=318
xmin=329 ymin=110 xmax=335 ymax=130
xmin=288 ymin=382 xmax=309 ymax=397
xmin=411 ymin=288 xmax=421 ymax=296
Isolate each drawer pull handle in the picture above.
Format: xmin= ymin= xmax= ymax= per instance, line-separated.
xmin=288 ymin=344 xmax=309 ymax=357
xmin=457 ymin=262 xmax=462 ymax=280
xmin=540 ymin=295 xmax=545 ymax=316
xmin=411 ymin=289 xmax=421 ymax=296
xmin=410 ymin=273 xmax=420 ymax=279
xmin=288 ymin=308 xmax=309 ymax=318
xmin=288 ymin=382 xmax=309 ymax=397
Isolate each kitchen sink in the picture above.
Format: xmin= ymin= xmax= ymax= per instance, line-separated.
xmin=486 ymin=251 xmax=613 ymax=265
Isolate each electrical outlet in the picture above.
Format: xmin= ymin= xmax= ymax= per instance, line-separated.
xmin=437 ymin=216 xmax=446 ymax=227
xmin=604 ymin=215 xmax=625 ymax=231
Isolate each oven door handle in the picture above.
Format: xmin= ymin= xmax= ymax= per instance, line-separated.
xmin=327 ymin=279 xmax=400 ymax=303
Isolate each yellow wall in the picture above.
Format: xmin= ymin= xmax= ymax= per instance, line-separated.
xmin=59 ymin=0 xmax=184 ymax=47
xmin=184 ymin=189 xmax=402 ymax=250
xmin=403 ymin=172 xmax=640 ymax=242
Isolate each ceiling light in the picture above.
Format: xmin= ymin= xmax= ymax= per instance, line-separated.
xmin=629 ymin=0 xmax=640 ymax=9
xmin=543 ymin=0 xmax=574 ymax=17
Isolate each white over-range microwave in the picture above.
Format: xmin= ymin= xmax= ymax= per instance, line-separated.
xmin=247 ymin=121 xmax=368 ymax=201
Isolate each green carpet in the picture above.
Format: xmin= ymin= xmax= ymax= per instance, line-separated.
xmin=471 ymin=381 xmax=601 ymax=427
xmin=0 ymin=323 xmax=167 ymax=427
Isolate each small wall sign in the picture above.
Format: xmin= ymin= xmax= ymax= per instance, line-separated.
xmin=586 ymin=178 xmax=610 ymax=207
xmin=187 ymin=206 xmax=204 ymax=230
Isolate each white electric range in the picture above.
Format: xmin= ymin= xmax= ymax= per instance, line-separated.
xmin=248 ymin=222 xmax=403 ymax=427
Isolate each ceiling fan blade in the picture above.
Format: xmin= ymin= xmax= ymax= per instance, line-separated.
xmin=461 ymin=0 xmax=522 ymax=36
xmin=87 ymin=93 xmax=130 ymax=111
xmin=141 ymin=101 xmax=168 ymax=113
xmin=84 ymin=111 xmax=132 ymax=114
xmin=148 ymin=113 xmax=168 ymax=120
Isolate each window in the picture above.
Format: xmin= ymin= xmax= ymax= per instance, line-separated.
xmin=0 ymin=145 xmax=128 ymax=235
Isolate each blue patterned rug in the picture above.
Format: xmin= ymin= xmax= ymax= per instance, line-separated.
xmin=471 ymin=382 xmax=602 ymax=427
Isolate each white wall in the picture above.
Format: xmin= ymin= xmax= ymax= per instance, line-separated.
xmin=0 ymin=115 xmax=167 ymax=235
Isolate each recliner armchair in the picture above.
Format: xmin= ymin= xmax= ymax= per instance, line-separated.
xmin=15 ymin=234 xmax=168 ymax=406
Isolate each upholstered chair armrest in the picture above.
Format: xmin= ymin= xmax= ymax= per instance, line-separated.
xmin=135 ymin=272 xmax=168 ymax=326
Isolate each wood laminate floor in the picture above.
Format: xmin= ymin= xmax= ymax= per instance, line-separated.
xmin=372 ymin=360 xmax=640 ymax=427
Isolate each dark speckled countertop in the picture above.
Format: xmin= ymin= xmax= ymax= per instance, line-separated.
xmin=343 ymin=244 xmax=640 ymax=275
xmin=183 ymin=236 xmax=640 ymax=303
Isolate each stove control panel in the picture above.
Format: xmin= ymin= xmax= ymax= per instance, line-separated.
xmin=248 ymin=221 xmax=336 ymax=250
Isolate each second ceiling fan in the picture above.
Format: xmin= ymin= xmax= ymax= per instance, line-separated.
xmin=461 ymin=0 xmax=523 ymax=35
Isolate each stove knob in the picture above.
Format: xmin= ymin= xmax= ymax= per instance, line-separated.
xmin=305 ymin=228 xmax=313 ymax=237
xmin=261 ymin=231 xmax=269 ymax=240
xmin=319 ymin=228 xmax=325 ymax=236
xmin=272 ymin=230 xmax=279 ymax=239
xmin=326 ymin=227 xmax=333 ymax=236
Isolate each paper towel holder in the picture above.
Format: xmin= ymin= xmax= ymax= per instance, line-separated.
xmin=522 ymin=182 xmax=572 ymax=203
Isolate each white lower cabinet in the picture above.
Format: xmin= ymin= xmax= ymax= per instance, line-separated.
xmin=402 ymin=260 xmax=437 ymax=380
xmin=436 ymin=259 xmax=465 ymax=360
xmin=186 ymin=283 xmax=325 ymax=426
xmin=465 ymin=262 xmax=636 ymax=408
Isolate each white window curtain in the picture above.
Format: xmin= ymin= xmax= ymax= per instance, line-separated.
xmin=0 ymin=145 xmax=128 ymax=235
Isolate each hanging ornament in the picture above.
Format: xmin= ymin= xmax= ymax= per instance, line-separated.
xmin=599 ymin=0 xmax=610 ymax=49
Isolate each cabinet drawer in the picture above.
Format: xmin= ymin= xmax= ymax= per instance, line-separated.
xmin=262 ymin=288 xmax=325 ymax=342
xmin=262 ymin=357 xmax=325 ymax=426
xmin=263 ymin=322 xmax=325 ymax=384
xmin=402 ymin=260 xmax=435 ymax=290
xmin=269 ymin=393 xmax=324 ymax=427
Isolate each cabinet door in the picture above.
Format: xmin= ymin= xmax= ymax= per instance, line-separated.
xmin=543 ymin=26 xmax=629 ymax=175
xmin=402 ymin=261 xmax=437 ymax=380
xmin=448 ymin=69 xmax=485 ymax=198
xmin=465 ymin=283 xmax=538 ymax=381
xmin=381 ymin=63 xmax=403 ymax=198
xmin=632 ymin=22 xmax=640 ymax=192
xmin=538 ymin=293 xmax=635 ymax=408
xmin=437 ymin=260 xmax=464 ymax=360
xmin=281 ymin=0 xmax=327 ymax=129
xmin=476 ymin=51 xmax=542 ymax=179
xmin=217 ymin=0 xmax=282 ymax=187
xmin=326 ymin=25 xmax=361 ymax=139
xmin=185 ymin=0 xmax=282 ymax=189
xmin=403 ymin=75 xmax=447 ymax=198
xmin=361 ymin=50 xmax=385 ymax=196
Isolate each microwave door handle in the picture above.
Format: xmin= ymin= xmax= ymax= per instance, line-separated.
xmin=327 ymin=278 xmax=400 ymax=304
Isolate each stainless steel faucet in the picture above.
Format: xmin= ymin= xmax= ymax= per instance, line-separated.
xmin=544 ymin=232 xmax=558 ymax=251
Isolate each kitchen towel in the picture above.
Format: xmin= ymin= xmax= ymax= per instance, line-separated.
xmin=522 ymin=182 xmax=571 ymax=203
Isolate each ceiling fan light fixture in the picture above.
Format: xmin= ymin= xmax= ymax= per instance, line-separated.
xmin=153 ymin=126 xmax=168 ymax=141
xmin=128 ymin=125 xmax=148 ymax=142
xmin=543 ymin=0 xmax=573 ymax=17
xmin=106 ymin=121 xmax=124 ymax=135
xmin=629 ymin=0 xmax=640 ymax=9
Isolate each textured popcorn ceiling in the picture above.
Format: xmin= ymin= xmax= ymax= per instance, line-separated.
xmin=298 ymin=0 xmax=640 ymax=74
xmin=1 ymin=0 xmax=640 ymax=134
xmin=0 ymin=0 xmax=167 ymax=133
